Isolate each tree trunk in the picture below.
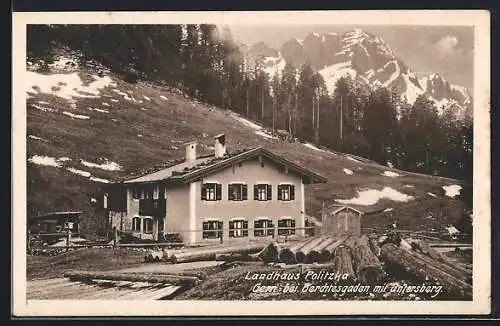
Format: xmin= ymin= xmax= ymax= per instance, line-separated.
xmin=332 ymin=245 xmax=355 ymax=279
xmin=380 ymin=243 xmax=472 ymax=298
xmin=256 ymin=242 xmax=281 ymax=263
xmin=261 ymin=88 xmax=265 ymax=121
xmin=64 ymin=271 xmax=199 ymax=286
xmin=215 ymin=252 xmax=261 ymax=262
xmin=349 ymin=235 xmax=385 ymax=285
xmin=170 ymin=243 xmax=265 ymax=264
xmin=246 ymin=86 xmax=249 ymax=117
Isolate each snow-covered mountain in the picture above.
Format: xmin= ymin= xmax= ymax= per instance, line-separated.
xmin=243 ymin=28 xmax=472 ymax=117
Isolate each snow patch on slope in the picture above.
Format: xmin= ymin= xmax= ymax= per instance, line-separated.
xmin=303 ymin=143 xmax=327 ymax=152
xmin=343 ymin=168 xmax=354 ymax=175
xmin=255 ymin=130 xmax=278 ymax=140
xmin=62 ymin=111 xmax=90 ymax=120
xmin=67 ymin=167 xmax=91 ymax=177
xmin=382 ymin=171 xmax=400 ymax=177
xmin=80 ymin=159 xmax=122 ymax=171
xmin=336 ymin=187 xmax=414 ymax=206
xmin=232 ymin=114 xmax=263 ymax=130
xmin=28 ymin=155 xmax=69 ymax=167
xmin=382 ymin=61 xmax=400 ymax=87
xmin=28 ymin=135 xmax=50 ymax=143
xmin=319 ymin=62 xmax=357 ymax=94
xmin=443 ymin=184 xmax=462 ymax=198
xmin=27 ymin=71 xmax=115 ymax=101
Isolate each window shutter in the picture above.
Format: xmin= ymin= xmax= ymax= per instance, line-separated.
xmin=243 ymin=220 xmax=248 ymax=237
xmin=229 ymin=221 xmax=235 ymax=237
xmin=202 ymin=221 xmax=209 ymax=239
xmin=201 ymin=184 xmax=206 ymax=200
xmin=277 ymin=185 xmax=282 ymax=200
xmin=254 ymin=185 xmax=259 ymax=200
xmin=216 ymin=184 xmax=222 ymax=200
xmin=242 ymin=184 xmax=248 ymax=200
xmin=267 ymin=185 xmax=272 ymax=200
xmin=254 ymin=220 xmax=260 ymax=236
xmin=217 ymin=221 xmax=223 ymax=238
xmin=228 ymin=184 xmax=234 ymax=200
xmin=268 ymin=219 xmax=274 ymax=236
xmin=290 ymin=185 xmax=295 ymax=200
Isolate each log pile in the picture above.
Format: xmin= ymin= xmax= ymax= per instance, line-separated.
xmin=278 ymin=238 xmax=316 ymax=264
xmin=380 ymin=243 xmax=472 ymax=298
xmin=161 ymin=233 xmax=472 ymax=299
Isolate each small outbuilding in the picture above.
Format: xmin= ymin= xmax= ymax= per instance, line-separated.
xmin=322 ymin=205 xmax=362 ymax=236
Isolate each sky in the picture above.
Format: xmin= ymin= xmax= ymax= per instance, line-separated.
xmin=226 ymin=25 xmax=474 ymax=90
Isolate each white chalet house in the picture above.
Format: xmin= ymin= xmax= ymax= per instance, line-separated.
xmin=103 ymin=134 xmax=326 ymax=244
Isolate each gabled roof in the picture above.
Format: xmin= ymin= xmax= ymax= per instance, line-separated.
xmin=120 ymin=147 xmax=327 ymax=185
xmin=327 ymin=204 xmax=364 ymax=215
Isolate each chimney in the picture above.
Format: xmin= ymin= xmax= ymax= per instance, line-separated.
xmin=185 ymin=142 xmax=197 ymax=162
xmin=214 ymin=133 xmax=226 ymax=158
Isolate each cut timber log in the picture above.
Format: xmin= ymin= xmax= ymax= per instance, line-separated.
xmin=332 ymin=245 xmax=355 ymax=279
xmin=380 ymin=243 xmax=472 ymax=298
xmin=278 ymin=237 xmax=315 ymax=264
xmin=295 ymin=237 xmax=329 ymax=264
xmin=410 ymin=240 xmax=471 ymax=277
xmin=215 ymin=252 xmax=261 ymax=262
xmin=144 ymin=249 xmax=165 ymax=262
xmin=369 ymin=237 xmax=381 ymax=257
xmin=349 ymin=235 xmax=385 ymax=285
xmin=320 ymin=235 xmax=349 ymax=262
xmin=256 ymin=242 xmax=281 ymax=263
xmin=170 ymin=243 xmax=265 ymax=264
xmin=305 ymin=237 xmax=339 ymax=263
xmin=63 ymin=271 xmax=199 ymax=286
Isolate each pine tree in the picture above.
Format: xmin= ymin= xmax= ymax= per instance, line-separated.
xmin=280 ymin=62 xmax=297 ymax=137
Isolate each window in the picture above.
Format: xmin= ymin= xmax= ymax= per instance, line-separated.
xmin=278 ymin=184 xmax=295 ymax=201
xmin=229 ymin=219 xmax=248 ymax=238
xmin=143 ymin=217 xmax=153 ymax=234
xmin=254 ymin=184 xmax=272 ymax=201
xmin=144 ymin=187 xmax=154 ymax=199
xmin=201 ymin=183 xmax=222 ymax=201
xmin=132 ymin=188 xmax=142 ymax=200
xmin=278 ymin=218 xmax=296 ymax=236
xmin=132 ymin=216 xmax=141 ymax=232
xmin=228 ymin=183 xmax=248 ymax=201
xmin=254 ymin=219 xmax=274 ymax=237
xmin=202 ymin=220 xmax=223 ymax=239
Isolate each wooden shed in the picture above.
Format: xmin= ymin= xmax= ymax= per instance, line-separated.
xmin=322 ymin=205 xmax=362 ymax=236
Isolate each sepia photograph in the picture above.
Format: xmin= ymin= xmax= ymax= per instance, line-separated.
xmin=12 ymin=10 xmax=490 ymax=316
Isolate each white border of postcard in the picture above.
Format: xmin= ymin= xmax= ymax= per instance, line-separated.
xmin=12 ymin=10 xmax=491 ymax=316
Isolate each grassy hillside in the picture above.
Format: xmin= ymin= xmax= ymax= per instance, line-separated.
xmin=25 ymin=55 xmax=466 ymax=238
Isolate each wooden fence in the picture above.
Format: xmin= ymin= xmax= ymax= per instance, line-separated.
xmin=28 ymin=225 xmax=318 ymax=251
